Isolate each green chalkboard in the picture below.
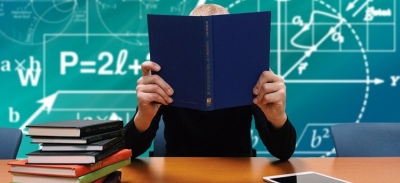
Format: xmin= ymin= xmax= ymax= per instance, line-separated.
xmin=0 ymin=0 xmax=398 ymax=158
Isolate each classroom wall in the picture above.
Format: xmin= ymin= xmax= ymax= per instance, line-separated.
xmin=0 ymin=0 xmax=398 ymax=158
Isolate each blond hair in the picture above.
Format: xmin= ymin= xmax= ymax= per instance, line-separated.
xmin=189 ymin=4 xmax=229 ymax=16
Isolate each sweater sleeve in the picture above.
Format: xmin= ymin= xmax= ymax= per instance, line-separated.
xmin=252 ymin=105 xmax=297 ymax=161
xmin=123 ymin=107 xmax=163 ymax=158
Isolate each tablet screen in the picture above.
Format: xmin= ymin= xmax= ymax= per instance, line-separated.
xmin=263 ymin=171 xmax=350 ymax=183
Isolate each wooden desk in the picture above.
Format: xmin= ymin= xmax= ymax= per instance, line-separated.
xmin=2 ymin=158 xmax=400 ymax=182
xmin=122 ymin=157 xmax=400 ymax=182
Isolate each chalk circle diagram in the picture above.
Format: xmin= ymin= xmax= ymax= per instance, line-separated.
xmin=285 ymin=0 xmax=377 ymax=156
xmin=0 ymin=0 xmax=77 ymax=45
xmin=288 ymin=2 xmax=372 ymax=119
xmin=95 ymin=0 xmax=199 ymax=46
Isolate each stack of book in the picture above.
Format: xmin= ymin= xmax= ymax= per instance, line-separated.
xmin=8 ymin=120 xmax=132 ymax=183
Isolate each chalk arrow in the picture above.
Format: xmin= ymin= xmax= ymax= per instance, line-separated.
xmin=19 ymin=93 xmax=58 ymax=134
xmin=372 ymin=78 xmax=384 ymax=85
xmin=346 ymin=0 xmax=359 ymax=11
xmin=37 ymin=93 xmax=58 ymax=113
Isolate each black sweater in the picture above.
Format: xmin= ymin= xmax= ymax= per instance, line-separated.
xmin=124 ymin=105 xmax=296 ymax=160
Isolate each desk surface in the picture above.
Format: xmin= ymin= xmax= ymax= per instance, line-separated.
xmin=2 ymin=157 xmax=400 ymax=182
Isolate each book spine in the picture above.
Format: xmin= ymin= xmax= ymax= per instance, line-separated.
xmin=203 ymin=16 xmax=214 ymax=110
xmin=102 ymin=138 xmax=124 ymax=151
xmin=80 ymin=121 xmax=123 ymax=137
xmin=85 ymin=129 xmax=125 ymax=144
xmin=95 ymin=141 xmax=125 ymax=162
xmin=79 ymin=158 xmax=131 ymax=183
xmin=75 ymin=149 xmax=132 ymax=177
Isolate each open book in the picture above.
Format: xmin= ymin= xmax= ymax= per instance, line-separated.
xmin=147 ymin=11 xmax=271 ymax=111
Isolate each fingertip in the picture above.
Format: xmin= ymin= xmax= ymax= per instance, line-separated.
xmin=153 ymin=62 xmax=161 ymax=71
xmin=167 ymin=88 xmax=174 ymax=96
xmin=253 ymin=87 xmax=259 ymax=95
xmin=253 ymin=98 xmax=258 ymax=104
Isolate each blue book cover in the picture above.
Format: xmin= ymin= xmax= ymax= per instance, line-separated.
xmin=147 ymin=11 xmax=271 ymax=111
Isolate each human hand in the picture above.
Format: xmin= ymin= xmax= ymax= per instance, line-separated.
xmin=134 ymin=61 xmax=174 ymax=132
xmin=253 ymin=70 xmax=287 ymax=129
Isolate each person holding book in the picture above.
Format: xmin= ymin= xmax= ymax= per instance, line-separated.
xmin=124 ymin=4 xmax=296 ymax=160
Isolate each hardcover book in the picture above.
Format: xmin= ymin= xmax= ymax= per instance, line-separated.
xmin=27 ymin=141 xmax=125 ymax=164
xmin=27 ymin=120 xmax=123 ymax=137
xmin=8 ymin=149 xmax=132 ymax=177
xmin=11 ymin=158 xmax=130 ymax=183
xmin=147 ymin=11 xmax=271 ymax=111
xmin=30 ymin=129 xmax=125 ymax=144
xmin=40 ymin=137 xmax=124 ymax=151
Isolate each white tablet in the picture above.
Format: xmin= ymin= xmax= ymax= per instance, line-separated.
xmin=263 ymin=171 xmax=351 ymax=183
